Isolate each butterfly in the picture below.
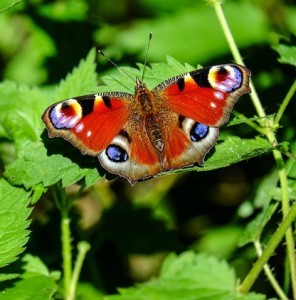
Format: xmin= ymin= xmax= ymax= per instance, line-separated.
xmin=42 ymin=63 xmax=251 ymax=185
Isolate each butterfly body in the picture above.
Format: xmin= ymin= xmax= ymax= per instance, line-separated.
xmin=42 ymin=64 xmax=251 ymax=185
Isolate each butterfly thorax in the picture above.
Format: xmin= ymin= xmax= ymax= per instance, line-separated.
xmin=133 ymin=78 xmax=165 ymax=153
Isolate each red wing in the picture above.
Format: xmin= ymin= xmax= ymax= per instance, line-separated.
xmin=154 ymin=64 xmax=251 ymax=127
xmin=42 ymin=93 xmax=131 ymax=156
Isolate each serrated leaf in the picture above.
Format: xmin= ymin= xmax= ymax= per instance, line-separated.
xmin=0 ymin=179 xmax=31 ymax=269
xmin=0 ymin=81 xmax=47 ymax=152
xmin=22 ymin=255 xmax=51 ymax=277
xmin=193 ymin=136 xmax=272 ymax=173
xmin=5 ymin=134 xmax=271 ymax=189
xmin=160 ymin=252 xmax=235 ymax=290
xmin=55 ymin=48 xmax=97 ymax=101
xmin=104 ymin=251 xmax=266 ymax=300
xmin=0 ymin=273 xmax=19 ymax=282
xmin=4 ymin=140 xmax=100 ymax=189
xmin=98 ymin=56 xmax=196 ymax=94
xmin=273 ymin=44 xmax=296 ymax=67
xmin=0 ymin=255 xmax=58 ymax=300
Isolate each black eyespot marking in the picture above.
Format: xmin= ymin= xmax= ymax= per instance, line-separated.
xmin=217 ymin=66 xmax=228 ymax=75
xmin=61 ymin=102 xmax=70 ymax=109
xmin=79 ymin=98 xmax=95 ymax=116
xmin=106 ymin=144 xmax=128 ymax=162
xmin=190 ymin=123 xmax=209 ymax=142
xmin=102 ymin=96 xmax=112 ymax=108
xmin=176 ymin=78 xmax=185 ymax=91
xmin=191 ymin=68 xmax=211 ymax=88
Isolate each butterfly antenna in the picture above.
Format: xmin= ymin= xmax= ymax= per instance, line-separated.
xmin=141 ymin=32 xmax=152 ymax=82
xmin=98 ymin=50 xmax=135 ymax=83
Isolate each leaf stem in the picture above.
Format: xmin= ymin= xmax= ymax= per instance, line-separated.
xmin=212 ymin=0 xmax=296 ymax=296
xmin=274 ymin=80 xmax=296 ymax=125
xmin=212 ymin=1 xmax=266 ymax=118
xmin=239 ymin=200 xmax=296 ymax=294
xmin=0 ymin=0 xmax=22 ymax=14
xmin=68 ymin=241 xmax=91 ymax=300
xmin=61 ymin=214 xmax=72 ymax=298
xmin=254 ymin=241 xmax=288 ymax=300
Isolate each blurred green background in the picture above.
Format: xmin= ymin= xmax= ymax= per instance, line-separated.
xmin=1 ymin=0 xmax=295 ymax=297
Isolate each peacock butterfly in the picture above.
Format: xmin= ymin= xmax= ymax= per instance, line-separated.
xmin=42 ymin=62 xmax=251 ymax=185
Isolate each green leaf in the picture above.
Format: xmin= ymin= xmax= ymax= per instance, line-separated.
xmin=4 ymin=140 xmax=100 ymax=189
xmin=193 ymin=226 xmax=244 ymax=259
xmin=0 ymin=179 xmax=31 ymax=270
xmin=95 ymin=55 xmax=196 ymax=95
xmin=54 ymin=47 xmax=97 ymax=101
xmin=273 ymin=44 xmax=296 ymax=67
xmin=5 ymin=136 xmax=271 ymax=190
xmin=0 ymin=273 xmax=19 ymax=282
xmin=238 ymin=203 xmax=278 ymax=247
xmin=76 ymin=282 xmax=103 ymax=300
xmin=194 ymin=136 xmax=272 ymax=173
xmin=104 ymin=251 xmax=266 ymax=300
xmin=37 ymin=0 xmax=88 ymax=22
xmin=253 ymin=170 xmax=279 ymax=208
xmin=0 ymin=254 xmax=58 ymax=300
xmin=0 ymin=81 xmax=47 ymax=151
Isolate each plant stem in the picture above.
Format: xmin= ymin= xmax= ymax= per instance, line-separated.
xmin=274 ymin=80 xmax=296 ymax=125
xmin=254 ymin=241 xmax=288 ymax=300
xmin=68 ymin=242 xmax=91 ymax=300
xmin=212 ymin=1 xmax=266 ymax=118
xmin=212 ymin=0 xmax=296 ymax=296
xmin=52 ymin=184 xmax=73 ymax=298
xmin=61 ymin=214 xmax=72 ymax=299
xmin=0 ymin=0 xmax=22 ymax=14
xmin=240 ymin=201 xmax=296 ymax=293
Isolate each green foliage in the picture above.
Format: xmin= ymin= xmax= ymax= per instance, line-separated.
xmin=273 ymin=43 xmax=296 ymax=67
xmin=0 ymin=180 xmax=31 ymax=274
xmin=104 ymin=252 xmax=265 ymax=300
xmin=0 ymin=254 xmax=58 ymax=299
xmin=0 ymin=0 xmax=296 ymax=299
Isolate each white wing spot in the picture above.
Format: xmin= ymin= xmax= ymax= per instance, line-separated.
xmin=210 ymin=102 xmax=217 ymax=108
xmin=214 ymin=91 xmax=224 ymax=100
xmin=87 ymin=130 xmax=92 ymax=137
xmin=75 ymin=123 xmax=84 ymax=133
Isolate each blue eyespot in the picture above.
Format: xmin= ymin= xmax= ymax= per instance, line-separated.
xmin=106 ymin=144 xmax=128 ymax=162
xmin=190 ymin=123 xmax=209 ymax=142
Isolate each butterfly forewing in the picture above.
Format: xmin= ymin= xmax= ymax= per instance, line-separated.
xmin=42 ymin=93 xmax=131 ymax=156
xmin=156 ymin=64 xmax=250 ymax=127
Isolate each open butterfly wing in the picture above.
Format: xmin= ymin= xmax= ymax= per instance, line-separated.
xmin=42 ymin=93 xmax=131 ymax=156
xmin=155 ymin=64 xmax=251 ymax=127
